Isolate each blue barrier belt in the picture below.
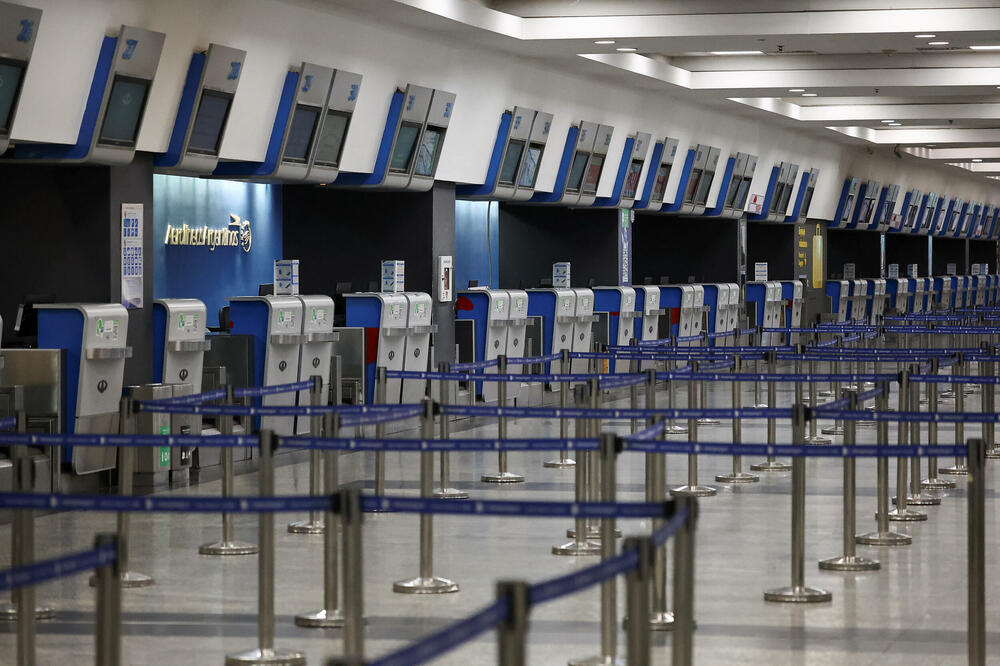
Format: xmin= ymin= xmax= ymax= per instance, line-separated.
xmin=908 ymin=374 xmax=1000 ymax=385
xmin=0 ymin=493 xmax=332 ymax=513
xmin=139 ymin=403 xmax=425 ymax=420
xmin=0 ymin=416 xmax=16 ymax=431
xmin=280 ymin=436 xmax=601 ymax=453
xmin=656 ymin=371 xmax=897 ymax=384
xmin=360 ymin=496 xmax=670 ymax=519
xmin=452 ymin=358 xmax=500 ymax=371
xmin=598 ymin=374 xmax=650 ymax=389
xmin=651 ymin=503 xmax=689 ymax=547
xmin=624 ymin=420 xmax=668 ymax=441
xmin=674 ymin=334 xmax=705 ymax=343
xmin=506 ymin=352 xmax=563 ymax=365
xmin=623 ymin=440 xmax=968 ymax=458
xmin=0 ymin=544 xmax=118 ymax=593
xmin=439 ymin=404 xmax=791 ymax=420
xmin=234 ymin=380 xmax=315 ymax=398
xmin=529 ymin=548 xmax=639 ymax=606
xmin=138 ymin=388 xmax=227 ymax=408
xmin=811 ymin=408 xmax=1000 ymax=423
xmin=0 ymin=432 xmax=256 ymax=448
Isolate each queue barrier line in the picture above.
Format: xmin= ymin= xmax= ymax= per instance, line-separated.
xmin=137 ymin=402 xmax=426 ymax=421
xmin=909 ymin=373 xmax=1000 ymax=385
xmin=0 ymin=543 xmax=118 ymax=593
xmin=234 ymin=380 xmax=316 ymax=398
xmin=812 ymin=408 xmax=1000 ymax=423
xmin=440 ymin=403 xmax=792 ymax=420
xmin=624 ymin=420 xmax=667 ymax=441
xmin=282 ymin=435 xmax=602 ymax=453
xmin=623 ymin=440 xmax=968 ymax=458
xmin=656 ymin=371 xmax=898 ymax=383
xmin=0 ymin=431 xmax=257 ymax=448
xmin=0 ymin=416 xmax=16 ymax=431
xmin=452 ymin=358 xmax=499 ymax=371
xmin=139 ymin=388 xmax=227 ymax=407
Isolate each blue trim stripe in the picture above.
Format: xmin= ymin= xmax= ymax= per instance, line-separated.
xmin=593 ymin=136 xmax=635 ymax=207
xmin=154 ymin=52 xmax=206 ymax=168
xmin=456 ymin=112 xmax=513 ymax=197
xmin=846 ymin=181 xmax=870 ymax=229
xmin=633 ymin=141 xmax=664 ymax=209
xmin=889 ymin=190 xmax=913 ymax=234
xmin=152 ymin=303 xmax=166 ymax=383
xmin=660 ymin=148 xmax=695 ymax=213
xmin=784 ymin=171 xmax=812 ymax=223
xmin=910 ymin=193 xmax=930 ymax=235
xmin=867 ymin=185 xmax=889 ymax=230
xmin=529 ymin=125 xmax=579 ymax=203
xmin=747 ymin=165 xmax=780 ymax=221
xmin=14 ymin=36 xmax=118 ymax=160
xmin=213 ymin=71 xmax=299 ymax=177
xmin=702 ymin=155 xmax=736 ymax=217
xmin=333 ymin=90 xmax=405 ymax=186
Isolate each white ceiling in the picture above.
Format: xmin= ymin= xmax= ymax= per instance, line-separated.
xmin=323 ymin=0 xmax=1000 ymax=175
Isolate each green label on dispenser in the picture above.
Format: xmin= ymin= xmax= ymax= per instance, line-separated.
xmin=159 ymin=425 xmax=170 ymax=467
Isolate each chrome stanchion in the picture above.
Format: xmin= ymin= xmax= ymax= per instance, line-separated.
xmin=804 ymin=357 xmax=831 ymax=444
xmin=752 ymin=351 xmax=792 ymax=472
xmin=697 ymin=333 xmax=719 ymax=426
xmin=624 ymin=537 xmax=652 ymax=666
xmin=986 ymin=347 xmax=1000 ymax=459
xmin=226 ymin=431 xmax=306 ymax=665
xmin=923 ymin=359 xmax=956 ymax=489
xmin=671 ymin=361 xmax=716 ymax=496
xmin=764 ymin=404 xmax=832 ymax=603
xmin=13 ymin=453 xmax=35 ymax=665
xmin=544 ymin=349 xmax=576 ymax=468
xmin=717 ymin=354 xmax=758 ymax=483
xmin=568 ymin=433 xmax=624 ymax=666
xmin=979 ymin=351 xmax=995 ymax=458
xmin=200 ymin=385 xmax=258 ymax=555
xmin=672 ymin=495 xmax=697 ymax=666
xmin=374 ymin=366 xmax=388 ymax=497
xmin=903 ymin=363 xmax=941 ymax=506
xmin=888 ymin=369 xmax=926 ymax=521
xmin=967 ymin=438 xmax=986 ymax=666
xmin=497 ymin=581 xmax=529 ymax=666
xmin=665 ymin=356 xmax=688 ymax=435
xmin=434 ymin=361 xmax=468 ymax=499
xmin=567 ymin=378 xmax=620 ymax=541
xmin=821 ymin=338 xmax=846 ymax=435
xmin=753 ymin=327 xmax=768 ymax=408
xmin=94 ymin=533 xmax=121 ymax=666
xmin=289 ymin=375 xmax=326 ymax=533
xmin=1 ymin=412 xmax=54 ymax=623
xmin=819 ymin=390 xmax=880 ymax=571
xmin=940 ymin=354 xmax=969 ymax=475
xmin=394 ymin=398 xmax=459 ymax=593
xmin=296 ymin=413 xmax=346 ymax=627
xmin=644 ymin=371 xmax=674 ymax=629
xmin=341 ymin=489 xmax=365 ymax=661
xmin=483 ymin=356 xmax=524 ymax=483
xmin=553 ymin=384 xmax=600 ymax=556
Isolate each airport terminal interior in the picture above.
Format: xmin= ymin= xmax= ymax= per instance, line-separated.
xmin=4 ymin=1 xmax=1000 ymax=664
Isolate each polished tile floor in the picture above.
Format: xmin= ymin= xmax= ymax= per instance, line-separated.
xmin=2 ymin=371 xmax=998 ymax=665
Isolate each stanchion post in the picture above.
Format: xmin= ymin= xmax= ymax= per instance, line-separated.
xmin=483 ymin=356 xmax=524 ymax=483
xmin=553 ymin=383 xmax=600 ymax=556
xmin=624 ymin=537 xmax=652 ymax=666
xmin=804 ymin=356 xmax=831 ymax=444
xmin=967 ymin=438 xmax=986 ymax=666
xmin=717 ymin=355 xmax=758 ymax=483
xmin=753 ymin=326 xmax=767 ymax=407
xmin=545 ymin=349 xmax=575 ymax=468
xmin=94 ymin=533 xmax=121 ymax=666
xmin=764 ymin=404 xmax=832 ymax=602
xmin=645 ymin=370 xmax=673 ymax=629
xmin=905 ymin=364 xmax=940 ymax=506
xmin=923 ymin=360 xmax=956 ymax=489
xmin=888 ymin=369 xmax=927 ymax=521
xmin=752 ymin=351 xmax=791 ymax=472
xmin=672 ymin=495 xmax=697 ymax=666
xmin=671 ymin=361 xmax=716 ymax=496
xmin=941 ymin=353 xmax=969 ymax=475
xmin=497 ymin=581 xmax=529 ymax=666
xmin=665 ymin=360 xmax=687 ymax=435
xmin=289 ymin=375 xmax=326 ymax=533
xmin=394 ymin=398 xmax=459 ymax=593
xmin=13 ymin=417 xmax=35 ymax=665
xmin=374 ymin=366 xmax=388 ymax=496
xmin=341 ymin=488 xmax=365 ymax=661
xmin=434 ymin=361 xmax=468 ymax=499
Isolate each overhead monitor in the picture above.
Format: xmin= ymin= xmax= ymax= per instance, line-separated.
xmin=876 ymin=200 xmax=891 ymax=225
xmin=921 ymin=204 xmax=935 ymax=230
xmin=962 ymin=210 xmax=973 ymax=232
xmin=98 ymin=75 xmax=150 ymax=147
xmin=414 ymin=126 xmax=443 ymax=177
xmin=518 ymin=143 xmax=542 ymax=188
xmin=0 ymin=58 xmax=27 ymax=134
xmin=581 ymin=154 xmax=604 ymax=194
xmin=282 ymin=105 xmax=321 ymax=163
xmin=186 ymin=90 xmax=233 ymax=155
xmin=566 ymin=150 xmax=589 ymax=192
xmin=684 ymin=169 xmax=702 ymax=202
xmin=904 ymin=203 xmax=918 ymax=228
xmin=650 ymin=163 xmax=672 ymax=203
xmin=498 ymin=138 xmax=525 ymax=186
xmin=622 ymin=159 xmax=643 ymax=199
xmin=312 ymin=109 xmax=351 ymax=168
xmin=735 ymin=176 xmax=753 ymax=209
xmin=777 ymin=182 xmax=794 ymax=213
xmin=724 ymin=172 xmax=741 ymax=208
xmin=800 ymin=186 xmax=815 ymax=218
xmin=949 ymin=210 xmax=961 ymax=232
xmin=857 ymin=197 xmax=873 ymax=225
xmin=693 ymin=170 xmax=713 ymax=205
xmin=389 ymin=121 xmax=421 ymax=173
xmin=841 ymin=194 xmax=854 ymax=223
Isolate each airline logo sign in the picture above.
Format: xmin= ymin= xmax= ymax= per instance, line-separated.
xmin=164 ymin=214 xmax=252 ymax=252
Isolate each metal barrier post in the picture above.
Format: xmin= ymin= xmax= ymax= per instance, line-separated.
xmin=568 ymin=433 xmax=621 ymax=666
xmin=967 ymin=438 xmax=986 ymax=666
xmin=200 ymin=385 xmax=258 ymax=555
xmin=341 ymin=488 xmax=365 ymax=661
xmin=394 ymin=398 xmax=459 ymax=593
xmin=13 ymin=452 xmax=35 ymax=665
xmin=672 ymin=496 xmax=697 ymax=666
xmin=567 ymin=378 xmax=618 ymax=541
xmin=497 ymin=581 xmax=529 ymax=666
xmin=764 ymin=404 xmax=832 ymax=603
xmin=905 ymin=363 xmax=941 ymax=506
xmin=856 ymin=381 xmax=912 ymax=546
xmin=752 ymin=351 xmax=791 ymax=472
xmin=941 ymin=354 xmax=969 ymax=475
xmin=888 ymin=369 xmax=926 ymax=521
xmin=753 ymin=327 xmax=767 ymax=407
xmin=553 ymin=384 xmax=600 ymax=556
xmin=717 ymin=355 xmax=758 ymax=483
xmin=819 ymin=390 xmax=879 ymax=571
xmin=289 ymin=375 xmax=326 ymax=533
xmin=434 ymin=361 xmax=468 ymax=499
xmin=987 ymin=347 xmax=1000 ymax=459
xmin=545 ymin=349 xmax=576 ymax=468
xmin=296 ymin=413 xmax=346 ymax=627
xmin=226 ymin=430 xmax=306 ymax=665
xmin=665 ymin=360 xmax=688 ymax=435
xmin=374 ymin=366 xmax=388 ymax=497
xmin=922 ymin=359 xmax=955 ymax=489
xmin=980 ymin=353 xmax=995 ymax=457
xmin=624 ymin=537 xmax=653 ymax=666
xmin=672 ymin=361 xmax=716 ymax=496
xmin=804 ymin=357 xmax=831 ymax=444
xmin=483 ymin=356 xmax=524 ymax=483
xmin=821 ymin=338 xmax=846 ymax=435
xmin=645 ymin=371 xmax=674 ymax=629
xmin=94 ymin=533 xmax=121 ymax=666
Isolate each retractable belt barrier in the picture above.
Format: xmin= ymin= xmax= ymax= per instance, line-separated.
xmin=0 ymin=542 xmax=117 ymax=593
xmin=0 ymin=416 xmax=16 ymax=431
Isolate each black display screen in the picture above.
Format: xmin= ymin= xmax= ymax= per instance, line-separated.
xmin=921 ymin=205 xmax=935 ymax=229
xmin=390 ymin=122 xmax=421 ymax=172
xmin=905 ymin=204 xmax=918 ymax=228
xmin=949 ymin=210 xmax=961 ymax=232
xmin=582 ymin=154 xmax=604 ymax=194
xmin=414 ymin=127 xmax=443 ymax=177
xmin=778 ymin=182 xmax=794 ymax=214
xmin=694 ymin=170 xmax=713 ymax=205
xmin=566 ymin=151 xmax=589 ymax=192
xmin=499 ymin=139 xmax=524 ymax=185
xmin=770 ymin=183 xmax=786 ymax=214
xmin=313 ymin=110 xmax=350 ymax=167
xmin=841 ymin=194 xmax=855 ymax=222
xmin=736 ymin=178 xmax=753 ymax=208
xmin=684 ymin=169 xmax=702 ymax=202
xmin=283 ymin=105 xmax=320 ymax=163
xmin=98 ymin=75 xmax=150 ymax=146
xmin=519 ymin=144 xmax=542 ymax=188
xmin=650 ymin=164 xmax=671 ymax=203
xmin=0 ymin=58 xmax=26 ymax=134
xmin=724 ymin=174 xmax=741 ymax=208
xmin=857 ymin=198 xmax=873 ymax=226
xmin=622 ymin=159 xmax=643 ymax=199
xmin=800 ymin=187 xmax=815 ymax=217
xmin=187 ymin=90 xmax=232 ymax=155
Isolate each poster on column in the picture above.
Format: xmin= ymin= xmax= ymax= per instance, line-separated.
xmin=618 ymin=208 xmax=632 ymax=286
xmin=121 ymin=203 xmax=144 ymax=309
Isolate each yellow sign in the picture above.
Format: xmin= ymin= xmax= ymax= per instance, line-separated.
xmin=812 ymin=232 xmax=824 ymax=288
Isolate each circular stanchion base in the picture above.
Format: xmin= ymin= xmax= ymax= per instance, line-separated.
xmin=669 ymin=484 xmax=717 ymax=497
xmin=753 ymin=403 xmax=769 ymax=409
xmin=818 ymin=554 xmax=881 ymax=571
xmin=199 ymin=540 xmax=259 ymax=556
xmin=804 ymin=434 xmax=832 ymax=445
xmin=938 ymin=465 xmax=968 ymax=476
xmin=0 ymin=603 xmax=55 ymax=621
xmin=817 ymin=390 xmax=836 ymax=399
xmin=715 ymin=472 xmax=759 ymax=484
xmin=649 ymin=610 xmax=675 ymax=631
xmin=820 ymin=425 xmax=845 ymax=435
xmin=90 ymin=570 xmax=155 ymax=589
xmin=763 ymin=585 xmax=832 ymax=603
xmin=294 ymin=608 xmax=345 ymax=628
xmin=568 ymin=655 xmax=625 ymax=666
xmin=886 ymin=508 xmax=927 ymax=522
xmin=566 ymin=527 xmax=622 ymax=539
xmin=224 ymin=647 xmax=307 ymax=665
xmin=986 ymin=449 xmax=1000 ymax=459
xmin=481 ymin=472 xmax=524 ymax=484
xmin=892 ymin=493 xmax=941 ymax=506
xmin=665 ymin=425 xmax=689 ymax=435
xmin=750 ymin=460 xmax=792 ymax=472
xmin=939 ymin=390 xmax=956 ymax=400
xmin=287 ymin=520 xmax=325 ymax=535
xmin=921 ymin=477 xmax=956 ymax=489
xmin=432 ymin=487 xmax=470 ymax=499
xmin=543 ymin=458 xmax=576 ymax=469
xmin=552 ymin=540 xmax=601 ymax=556
xmin=393 ymin=576 xmax=460 ymax=594
xmin=696 ymin=418 xmax=721 ymax=426
xmin=855 ymin=421 xmax=877 ymax=429
xmin=855 ymin=530 xmax=912 ymax=546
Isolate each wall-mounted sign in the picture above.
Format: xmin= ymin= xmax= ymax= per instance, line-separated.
xmin=754 ymin=261 xmax=768 ymax=281
xmin=843 ymin=263 xmax=855 ymax=280
xmin=121 ymin=203 xmax=144 ymax=309
xmin=748 ymin=193 xmax=764 ymax=215
xmin=888 ymin=263 xmax=899 ymax=278
xmin=163 ymin=214 xmax=252 ymax=252
xmin=947 ymin=263 xmax=957 ymax=276
xmin=907 ymin=263 xmax=918 ymax=278
xmin=618 ymin=208 xmax=632 ymax=286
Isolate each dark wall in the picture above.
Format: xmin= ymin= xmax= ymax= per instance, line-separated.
xmin=886 ymin=233 xmax=930 ymax=276
xmin=430 ymin=183 xmax=456 ymax=363
xmin=632 ymin=214 xmax=737 ymax=284
xmin=969 ymin=240 xmax=997 ymax=268
xmin=933 ymin=238 xmax=967 ymax=275
xmin=498 ymin=204 xmax=618 ymax=287
xmin=747 ymin=223 xmax=794 ymax=281
xmin=827 ymin=229 xmax=881 ymax=279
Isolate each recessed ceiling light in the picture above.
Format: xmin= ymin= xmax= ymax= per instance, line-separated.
xmin=708 ymin=50 xmax=764 ymax=56
xmin=914 ymin=34 xmax=936 ymax=39
xmin=801 ymin=93 xmax=818 ymax=97
xmin=887 ymin=122 xmax=902 ymax=126
xmin=788 ymin=88 xmax=806 ymax=92
xmin=973 ymin=158 xmax=984 ymax=162
xmin=970 ymin=45 xmax=1000 ymax=51
xmin=594 ymin=40 xmax=615 ymax=45
xmin=616 ymin=46 xmax=637 ymax=52
xmin=881 ymin=119 xmax=895 ymax=123
xmin=928 ymin=41 xmax=950 ymax=46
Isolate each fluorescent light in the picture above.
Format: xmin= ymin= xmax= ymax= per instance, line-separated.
xmin=887 ymin=122 xmax=902 ymax=126
xmin=881 ymin=119 xmax=895 ymax=123
xmin=973 ymin=158 xmax=984 ymax=162
xmin=970 ymin=45 xmax=1000 ymax=50
xmin=914 ymin=34 xmax=936 ymax=38
xmin=788 ymin=88 xmax=806 ymax=92
xmin=708 ymin=50 xmax=764 ymax=56
xmin=801 ymin=93 xmax=818 ymax=97
xmin=594 ymin=40 xmax=615 ymax=45
xmin=928 ymin=41 xmax=950 ymax=46
xmin=616 ymin=46 xmax=637 ymax=52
